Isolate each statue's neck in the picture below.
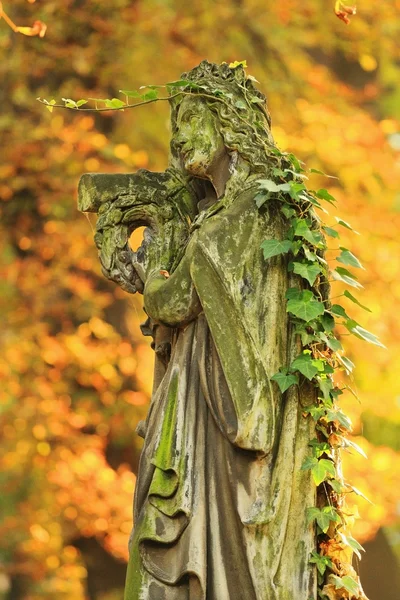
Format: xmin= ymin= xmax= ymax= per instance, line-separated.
xmin=196 ymin=153 xmax=251 ymax=212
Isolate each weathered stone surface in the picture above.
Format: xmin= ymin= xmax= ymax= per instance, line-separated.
xmin=78 ymin=60 xmax=317 ymax=600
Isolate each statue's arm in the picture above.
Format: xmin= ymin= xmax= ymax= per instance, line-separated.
xmin=143 ymin=241 xmax=201 ymax=327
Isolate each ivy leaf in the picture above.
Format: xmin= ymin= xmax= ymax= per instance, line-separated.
xmin=287 ymin=290 xmax=325 ymax=322
xmin=317 ymin=377 xmax=334 ymax=400
xmin=43 ymin=98 xmax=56 ymax=112
xmin=292 ymin=262 xmax=322 ymax=286
xmin=281 ymin=205 xmax=296 ymax=219
xmin=343 ymin=438 xmax=368 ymax=459
xmin=293 ymin=219 xmax=324 ymax=246
xmin=309 ymin=168 xmax=338 ymax=179
xmin=339 ymin=534 xmax=365 ymax=560
xmin=261 ymin=239 xmax=292 ymax=260
xmin=321 ymin=313 xmax=335 ymax=332
xmin=271 ymin=368 xmax=299 ymax=393
xmin=285 ymin=287 xmax=302 ymax=301
xmin=301 ymin=456 xmax=318 ymax=471
xmin=332 ymin=268 xmax=363 ymax=289
xmin=349 ymin=325 xmax=386 ymax=348
xmin=165 ymin=79 xmax=193 ymax=88
xmin=309 ymin=551 xmax=333 ymax=576
xmin=330 ymin=575 xmax=360 ymax=596
xmin=76 ymin=99 xmax=88 ymax=107
xmin=336 ymin=247 xmax=364 ymax=269
xmin=326 ymin=336 xmax=342 ymax=352
xmin=335 ymin=216 xmax=359 ymax=234
xmin=330 ymin=304 xmax=351 ymax=320
xmin=338 ymin=355 xmax=355 ymax=373
xmin=104 ymin=98 xmax=126 ymax=108
xmin=326 ymin=409 xmax=352 ymax=431
xmin=251 ymin=96 xmax=264 ymax=104
xmin=350 ymin=485 xmax=373 ymax=504
xmin=119 ymin=89 xmax=142 ymax=98
xmin=323 ymin=226 xmax=339 ymax=238
xmin=306 ymin=506 xmax=340 ymax=532
xmin=315 ymin=188 xmax=336 ymax=204
xmin=291 ymin=351 xmax=324 ymax=380
xmin=62 ymin=97 xmax=78 ymax=108
xmin=343 ymin=290 xmax=371 ymax=312
xmin=258 ymin=179 xmax=291 ymax=193
xmin=329 ymin=478 xmax=344 ymax=494
xmin=311 ymin=458 xmax=336 ymax=485
xmin=142 ymin=90 xmax=159 ymax=101
xmin=309 ymin=439 xmax=331 ymax=457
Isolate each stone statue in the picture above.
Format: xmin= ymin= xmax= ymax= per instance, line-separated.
xmin=78 ymin=61 xmax=317 ymax=600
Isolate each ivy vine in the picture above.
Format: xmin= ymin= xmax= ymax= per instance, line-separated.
xmin=40 ymin=61 xmax=381 ymax=599
xmin=257 ymin=151 xmax=380 ymax=600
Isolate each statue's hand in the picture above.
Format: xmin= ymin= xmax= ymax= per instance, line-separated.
xmin=78 ymin=169 xmax=197 ymax=296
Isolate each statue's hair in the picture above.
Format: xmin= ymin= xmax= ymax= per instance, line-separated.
xmin=169 ymin=60 xmax=276 ymax=173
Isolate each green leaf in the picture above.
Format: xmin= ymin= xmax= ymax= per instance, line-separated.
xmin=320 ymin=313 xmax=335 ymax=331
xmin=323 ymin=226 xmax=339 ymax=238
xmin=285 ymin=287 xmax=302 ymax=301
xmin=255 ymin=192 xmax=269 ymax=208
xmin=44 ymin=99 xmax=56 ymax=112
xmin=311 ymin=458 xmax=336 ymax=485
xmin=326 ymin=409 xmax=352 ymax=431
xmin=301 ymin=456 xmax=318 ymax=471
xmin=338 ymin=355 xmax=355 ymax=373
xmin=309 ymin=439 xmax=331 ymax=457
xmin=309 ymin=551 xmax=333 ymax=576
xmin=330 ymin=304 xmax=351 ymax=319
xmin=350 ymin=325 xmax=386 ymax=348
xmin=281 ymin=205 xmax=296 ymax=218
xmin=119 ymin=89 xmax=142 ymax=98
xmin=76 ymin=99 xmax=88 ymax=107
xmin=330 ymin=575 xmax=359 ymax=596
xmin=343 ymin=289 xmax=371 ymax=312
xmin=293 ymin=219 xmax=324 ymax=246
xmin=315 ymin=188 xmax=336 ymax=204
xmin=317 ymin=377 xmax=334 ymax=400
xmin=287 ymin=290 xmax=325 ymax=322
xmin=271 ymin=369 xmax=299 ymax=393
xmin=340 ymin=534 xmax=365 ymax=559
xmin=62 ymin=97 xmax=78 ymax=108
xmin=309 ymin=168 xmax=338 ymax=179
xmin=350 ymin=485 xmax=373 ymax=504
xmin=287 ymin=153 xmax=304 ymax=173
xmin=291 ymin=351 xmax=324 ymax=380
xmin=343 ymin=438 xmax=368 ymax=458
xmin=289 ymin=181 xmax=307 ymax=200
xmin=337 ymin=247 xmax=364 ymax=269
xmin=326 ymin=336 xmax=342 ymax=352
xmin=329 ymin=478 xmax=344 ymax=494
xmin=165 ymin=79 xmax=192 ymax=88
xmin=335 ymin=216 xmax=359 ymax=234
xmin=261 ymin=239 xmax=292 ymax=260
xmin=104 ymin=98 xmax=126 ymax=108
xmin=292 ymin=262 xmax=322 ymax=286
xmin=142 ymin=90 xmax=159 ymax=101
xmin=306 ymin=506 xmax=340 ymax=533
xmin=258 ymin=179 xmax=290 ymax=193
xmin=332 ymin=268 xmax=363 ymax=289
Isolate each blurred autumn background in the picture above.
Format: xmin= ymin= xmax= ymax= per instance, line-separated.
xmin=1 ymin=0 xmax=400 ymax=599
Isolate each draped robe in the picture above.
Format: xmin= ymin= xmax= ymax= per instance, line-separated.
xmin=124 ymin=183 xmax=317 ymax=600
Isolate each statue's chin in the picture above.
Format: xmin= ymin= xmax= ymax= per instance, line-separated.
xmin=184 ymin=156 xmax=210 ymax=180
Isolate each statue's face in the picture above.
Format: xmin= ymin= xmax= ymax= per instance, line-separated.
xmin=174 ymin=96 xmax=226 ymax=179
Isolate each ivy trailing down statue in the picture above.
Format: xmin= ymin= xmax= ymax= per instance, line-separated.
xmin=76 ymin=61 xmax=379 ymax=599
